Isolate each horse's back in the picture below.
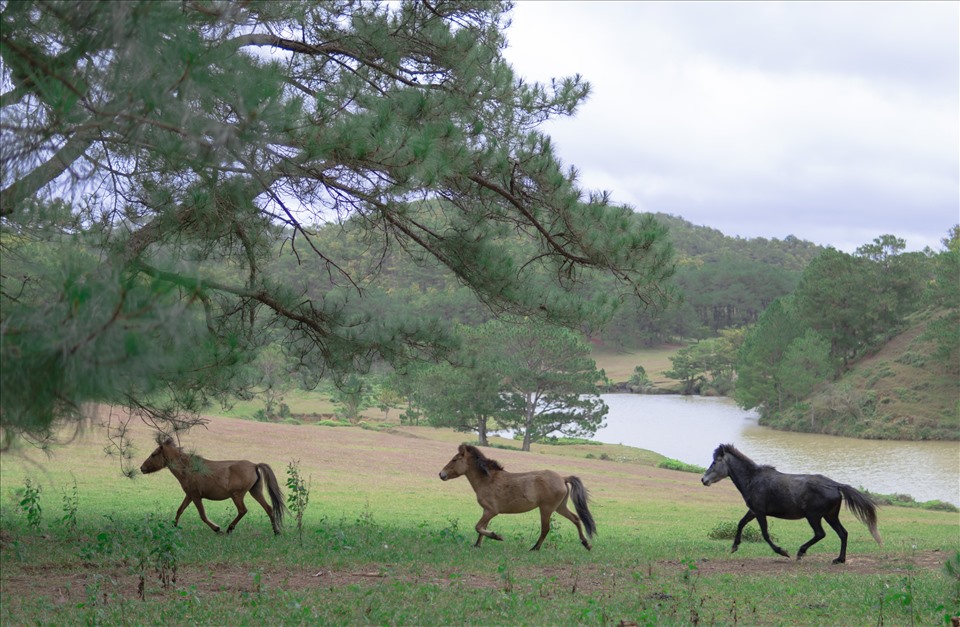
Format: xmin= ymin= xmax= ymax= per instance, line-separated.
xmin=751 ymin=469 xmax=844 ymax=518
xmin=192 ymin=459 xmax=260 ymax=499
xmin=491 ymin=469 xmax=567 ymax=513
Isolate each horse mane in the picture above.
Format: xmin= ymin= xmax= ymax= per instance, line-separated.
xmin=156 ymin=436 xmax=207 ymax=471
xmin=717 ymin=443 xmax=775 ymax=471
xmin=464 ymin=444 xmax=504 ymax=477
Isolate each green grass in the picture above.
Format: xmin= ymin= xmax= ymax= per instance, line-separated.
xmin=1 ymin=416 xmax=958 ymax=626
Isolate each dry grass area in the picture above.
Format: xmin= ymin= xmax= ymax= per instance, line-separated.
xmin=590 ymin=345 xmax=684 ymax=386
xmin=801 ymin=312 xmax=959 ymax=439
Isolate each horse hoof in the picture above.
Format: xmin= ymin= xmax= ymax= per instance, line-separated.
xmin=832 ymin=558 xmax=845 ymax=564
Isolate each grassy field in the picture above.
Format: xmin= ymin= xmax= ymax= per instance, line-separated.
xmin=1 ymin=409 xmax=957 ymax=625
xmin=591 ymin=345 xmax=684 ymax=387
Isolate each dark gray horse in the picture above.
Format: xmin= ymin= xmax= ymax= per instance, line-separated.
xmin=701 ymin=444 xmax=882 ymax=563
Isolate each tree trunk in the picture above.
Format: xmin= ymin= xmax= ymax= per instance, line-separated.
xmin=521 ymin=399 xmax=535 ymax=452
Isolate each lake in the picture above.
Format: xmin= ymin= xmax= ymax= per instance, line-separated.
xmin=593 ymin=394 xmax=960 ymax=506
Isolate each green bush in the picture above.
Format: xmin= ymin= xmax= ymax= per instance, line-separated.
xmin=657 ymin=459 xmax=706 ymax=474
xmin=708 ymin=520 xmax=767 ymax=543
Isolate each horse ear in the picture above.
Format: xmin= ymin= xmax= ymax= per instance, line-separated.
xmin=458 ymin=443 xmax=467 ymax=454
xmin=162 ymin=436 xmax=175 ymax=446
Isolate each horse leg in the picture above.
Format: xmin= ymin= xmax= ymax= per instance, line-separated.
xmin=192 ymin=498 xmax=222 ymax=534
xmin=529 ymin=507 xmax=553 ymax=551
xmin=226 ymin=494 xmax=248 ymax=534
xmin=797 ymin=515 xmax=827 ymax=561
xmin=249 ymin=482 xmax=279 ymax=535
xmin=731 ymin=511 xmax=756 ymax=553
xmin=555 ymin=500 xmax=591 ymax=550
xmin=823 ymin=510 xmax=849 ymax=564
xmin=174 ymin=495 xmax=191 ymax=527
xmin=756 ymin=514 xmax=789 ymax=558
xmin=474 ymin=509 xmax=503 ymax=547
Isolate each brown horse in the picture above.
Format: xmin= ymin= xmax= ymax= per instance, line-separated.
xmin=140 ymin=437 xmax=286 ymax=535
xmin=439 ymin=443 xmax=596 ymax=550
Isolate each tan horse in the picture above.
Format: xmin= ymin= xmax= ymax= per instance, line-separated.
xmin=439 ymin=443 xmax=596 ymax=550
xmin=140 ymin=437 xmax=286 ymax=535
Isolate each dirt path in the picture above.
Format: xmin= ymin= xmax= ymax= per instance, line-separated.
xmin=2 ymin=547 xmax=948 ymax=607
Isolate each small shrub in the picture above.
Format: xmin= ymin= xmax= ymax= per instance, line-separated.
xmin=286 ymin=459 xmax=311 ymax=545
xmin=429 ymin=517 xmax=465 ymax=544
xmin=658 ymin=459 xmax=706 ymax=474
xmin=131 ymin=514 xmax=183 ymax=600
xmin=59 ymin=479 xmax=79 ymax=533
xmin=14 ymin=479 xmax=43 ymax=529
xmin=862 ymin=490 xmax=958 ymax=512
xmin=542 ymin=436 xmax=601 ymax=446
xmin=708 ymin=520 xmax=767 ymax=544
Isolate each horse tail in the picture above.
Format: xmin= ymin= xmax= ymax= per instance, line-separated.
xmin=565 ymin=476 xmax=596 ymax=538
xmin=839 ymin=484 xmax=882 ymax=546
xmin=257 ymin=463 xmax=288 ymax=531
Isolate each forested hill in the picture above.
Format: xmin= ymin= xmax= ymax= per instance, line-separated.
xmin=599 ymin=214 xmax=824 ymax=346
xmin=652 ymin=213 xmax=823 ymax=271
xmin=300 ymin=210 xmax=825 ymax=349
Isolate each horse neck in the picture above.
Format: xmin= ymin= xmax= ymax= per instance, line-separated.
xmin=724 ymin=453 xmax=761 ymax=493
xmin=163 ymin=447 xmax=195 ymax=479
xmin=464 ymin=462 xmax=497 ymax=491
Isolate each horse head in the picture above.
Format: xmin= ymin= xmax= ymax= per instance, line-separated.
xmin=439 ymin=444 xmax=470 ymax=481
xmin=700 ymin=444 xmax=732 ymax=486
xmin=140 ymin=436 xmax=177 ymax=474
xmin=439 ymin=444 xmax=504 ymax=481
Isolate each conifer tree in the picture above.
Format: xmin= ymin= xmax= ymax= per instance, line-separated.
xmin=1 ymin=1 xmax=673 ymax=447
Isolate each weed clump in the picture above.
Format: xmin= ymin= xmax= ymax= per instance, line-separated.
xmin=708 ymin=520 xmax=767 ymax=543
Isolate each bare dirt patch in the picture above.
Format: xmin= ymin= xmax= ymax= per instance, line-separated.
xmin=2 ymin=549 xmax=947 ymax=607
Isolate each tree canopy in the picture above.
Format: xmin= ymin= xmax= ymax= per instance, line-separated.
xmin=0 ymin=1 xmax=675 ymax=447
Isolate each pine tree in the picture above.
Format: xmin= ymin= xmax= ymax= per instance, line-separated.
xmin=1 ymin=2 xmax=673 ymax=447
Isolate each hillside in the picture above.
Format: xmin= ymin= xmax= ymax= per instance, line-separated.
xmin=760 ymin=310 xmax=959 ymax=440
xmin=653 ymin=213 xmax=823 ymax=271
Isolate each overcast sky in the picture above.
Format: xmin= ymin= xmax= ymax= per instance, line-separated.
xmin=502 ymin=1 xmax=959 ymax=252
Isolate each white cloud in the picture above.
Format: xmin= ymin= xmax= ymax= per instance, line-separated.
xmin=503 ymin=1 xmax=959 ymax=252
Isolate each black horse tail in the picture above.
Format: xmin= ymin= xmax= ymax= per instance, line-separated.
xmin=257 ymin=463 xmax=288 ymax=531
xmin=566 ymin=476 xmax=597 ymax=538
xmin=839 ymin=484 xmax=882 ymax=546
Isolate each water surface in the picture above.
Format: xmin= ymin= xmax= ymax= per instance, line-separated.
xmin=593 ymin=394 xmax=959 ymax=506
